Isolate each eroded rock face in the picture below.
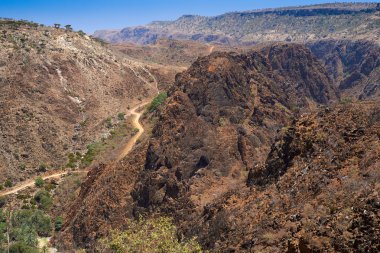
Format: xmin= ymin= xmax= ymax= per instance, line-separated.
xmin=308 ymin=40 xmax=380 ymax=100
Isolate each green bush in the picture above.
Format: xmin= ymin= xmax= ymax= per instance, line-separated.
xmin=82 ymin=143 xmax=99 ymax=167
xmin=19 ymin=164 xmax=26 ymax=171
xmin=11 ymin=209 xmax=51 ymax=237
xmin=34 ymin=177 xmax=44 ymax=188
xmin=105 ymin=117 xmax=113 ymax=129
xmin=55 ymin=216 xmax=64 ymax=231
xmin=9 ymin=242 xmax=39 ymax=253
xmin=148 ymin=92 xmax=168 ymax=112
xmin=0 ymin=196 xmax=6 ymax=208
xmin=101 ymin=216 xmax=202 ymax=253
xmin=118 ymin=112 xmax=126 ymax=121
xmin=66 ymin=152 xmax=78 ymax=168
xmin=34 ymin=190 xmax=52 ymax=210
xmin=4 ymin=179 xmax=13 ymax=188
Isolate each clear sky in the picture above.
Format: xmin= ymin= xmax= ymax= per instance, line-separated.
xmin=0 ymin=0 xmax=378 ymax=34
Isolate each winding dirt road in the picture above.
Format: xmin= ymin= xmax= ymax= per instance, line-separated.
xmin=116 ymin=102 xmax=149 ymax=161
xmin=0 ymin=101 xmax=150 ymax=197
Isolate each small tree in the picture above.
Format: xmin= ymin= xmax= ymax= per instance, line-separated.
xmin=64 ymin=24 xmax=72 ymax=32
xmin=53 ymin=23 xmax=60 ymax=29
xmin=78 ymin=30 xmax=86 ymax=36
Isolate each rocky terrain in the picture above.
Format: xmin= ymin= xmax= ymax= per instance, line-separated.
xmin=2 ymin=4 xmax=380 ymax=252
xmin=113 ymin=38 xmax=239 ymax=67
xmin=94 ymin=3 xmax=380 ymax=45
xmin=307 ymin=40 xmax=380 ymax=100
xmin=0 ymin=19 xmax=159 ymax=183
xmin=57 ymin=43 xmax=376 ymax=252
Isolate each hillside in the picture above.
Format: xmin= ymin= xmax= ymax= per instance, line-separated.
xmin=0 ymin=19 xmax=159 ymax=184
xmin=307 ymin=40 xmax=380 ymax=100
xmin=58 ymin=43 xmax=343 ymax=250
xmin=94 ymin=3 xmax=380 ymax=45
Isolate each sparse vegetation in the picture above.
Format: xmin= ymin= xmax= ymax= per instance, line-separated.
xmin=82 ymin=143 xmax=99 ymax=167
xmin=131 ymin=128 xmax=139 ymax=136
xmin=34 ymin=190 xmax=52 ymax=210
xmin=100 ymin=216 xmax=202 ymax=253
xmin=147 ymin=92 xmax=168 ymax=112
xmin=67 ymin=152 xmax=82 ymax=168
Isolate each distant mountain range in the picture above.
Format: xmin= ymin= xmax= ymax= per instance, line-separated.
xmin=94 ymin=3 xmax=380 ymax=45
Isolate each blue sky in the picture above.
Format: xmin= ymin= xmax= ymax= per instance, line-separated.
xmin=0 ymin=0 xmax=378 ymax=34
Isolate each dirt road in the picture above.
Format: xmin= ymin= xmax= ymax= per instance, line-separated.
xmin=116 ymin=102 xmax=149 ymax=161
xmin=0 ymin=101 xmax=150 ymax=197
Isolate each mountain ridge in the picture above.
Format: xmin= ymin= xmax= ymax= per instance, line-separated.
xmin=94 ymin=3 xmax=380 ymax=45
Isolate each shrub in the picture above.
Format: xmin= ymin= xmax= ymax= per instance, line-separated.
xmin=4 ymin=179 xmax=13 ymax=188
xmin=34 ymin=177 xmax=44 ymax=188
xmin=118 ymin=112 xmax=126 ymax=121
xmin=55 ymin=216 xmax=64 ymax=231
xmin=100 ymin=216 xmax=202 ymax=253
xmin=0 ymin=196 xmax=6 ymax=208
xmin=66 ymin=153 xmax=77 ymax=168
xmin=19 ymin=164 xmax=26 ymax=171
xmin=147 ymin=92 xmax=168 ymax=112
xmin=38 ymin=164 xmax=48 ymax=172
xmin=78 ymin=30 xmax=86 ymax=36
xmin=106 ymin=117 xmax=113 ymax=129
xmin=34 ymin=190 xmax=52 ymax=210
xmin=11 ymin=209 xmax=52 ymax=238
xmin=9 ymin=242 xmax=39 ymax=253
xmin=131 ymin=128 xmax=140 ymax=136
xmin=81 ymin=143 xmax=98 ymax=167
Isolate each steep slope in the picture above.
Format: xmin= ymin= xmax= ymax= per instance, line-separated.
xmin=94 ymin=3 xmax=380 ymax=45
xmin=0 ymin=20 xmax=157 ymax=183
xmin=59 ymin=43 xmax=338 ymax=250
xmin=307 ymin=40 xmax=380 ymax=100
xmin=204 ymin=101 xmax=380 ymax=252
